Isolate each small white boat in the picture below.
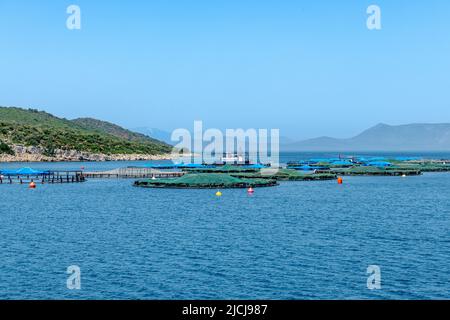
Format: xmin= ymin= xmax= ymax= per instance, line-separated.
xmin=221 ymin=153 xmax=244 ymax=163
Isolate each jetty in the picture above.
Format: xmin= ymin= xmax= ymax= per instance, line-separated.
xmin=0 ymin=168 xmax=85 ymax=184
xmin=83 ymin=167 xmax=185 ymax=179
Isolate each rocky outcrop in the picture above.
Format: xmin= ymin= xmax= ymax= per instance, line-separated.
xmin=0 ymin=144 xmax=172 ymax=162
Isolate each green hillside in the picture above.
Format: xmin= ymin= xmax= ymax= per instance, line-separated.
xmin=72 ymin=117 xmax=165 ymax=145
xmin=0 ymin=107 xmax=172 ymax=155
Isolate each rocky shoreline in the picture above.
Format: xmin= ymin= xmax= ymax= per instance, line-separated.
xmin=0 ymin=145 xmax=172 ymax=162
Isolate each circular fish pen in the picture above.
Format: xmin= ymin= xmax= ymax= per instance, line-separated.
xmin=230 ymin=169 xmax=337 ymax=181
xmin=134 ymin=173 xmax=278 ymax=189
xmin=332 ymin=166 xmax=422 ymax=176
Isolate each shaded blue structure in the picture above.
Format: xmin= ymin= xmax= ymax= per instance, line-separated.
xmin=365 ymin=161 xmax=392 ymax=167
xmin=177 ymin=163 xmax=209 ymax=169
xmin=330 ymin=160 xmax=353 ymax=166
xmin=0 ymin=167 xmax=50 ymax=175
xmin=133 ymin=163 xmax=267 ymax=170
xmin=290 ymin=165 xmax=329 ymax=171
xmin=244 ymin=164 xmax=267 ymax=169
xmin=137 ymin=163 xmax=178 ymax=169
xmin=308 ymin=159 xmax=326 ymax=163
xmin=355 ymin=156 xmax=388 ymax=164
xmin=394 ymin=156 xmax=420 ymax=161
xmin=0 ymin=167 xmax=85 ymax=184
xmin=366 ymin=157 xmax=386 ymax=161
xmin=133 ymin=163 xmax=215 ymax=170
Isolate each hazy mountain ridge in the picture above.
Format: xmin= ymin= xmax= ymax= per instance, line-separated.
xmin=283 ymin=123 xmax=450 ymax=151
xmin=3 ymin=106 xmax=449 ymax=155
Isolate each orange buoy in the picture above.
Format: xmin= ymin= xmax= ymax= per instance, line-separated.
xmin=247 ymin=187 xmax=254 ymax=194
xmin=337 ymin=177 xmax=343 ymax=184
xmin=29 ymin=181 xmax=36 ymax=189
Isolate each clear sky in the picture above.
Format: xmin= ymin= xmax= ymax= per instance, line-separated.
xmin=1 ymin=0 xmax=449 ymax=140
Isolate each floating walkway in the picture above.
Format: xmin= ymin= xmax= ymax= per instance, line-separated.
xmin=0 ymin=168 xmax=85 ymax=184
xmin=83 ymin=167 xmax=185 ymax=179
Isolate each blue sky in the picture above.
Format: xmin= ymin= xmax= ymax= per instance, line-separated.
xmin=1 ymin=0 xmax=450 ymax=140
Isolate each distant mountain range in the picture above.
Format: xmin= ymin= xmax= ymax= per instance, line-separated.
xmin=282 ymin=123 xmax=450 ymax=151
xmin=3 ymin=106 xmax=450 ymax=156
xmin=134 ymin=123 xmax=450 ymax=152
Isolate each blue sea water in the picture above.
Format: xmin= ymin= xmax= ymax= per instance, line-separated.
xmin=0 ymin=152 xmax=449 ymax=299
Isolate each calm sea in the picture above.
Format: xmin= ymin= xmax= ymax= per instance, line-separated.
xmin=0 ymin=152 xmax=449 ymax=299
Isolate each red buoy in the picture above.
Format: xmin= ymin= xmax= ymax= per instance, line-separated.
xmin=337 ymin=177 xmax=343 ymax=184
xmin=247 ymin=187 xmax=254 ymax=194
xmin=29 ymin=181 xmax=36 ymax=189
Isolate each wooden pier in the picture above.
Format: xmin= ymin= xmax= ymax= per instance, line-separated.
xmin=83 ymin=167 xmax=185 ymax=179
xmin=0 ymin=171 xmax=85 ymax=184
